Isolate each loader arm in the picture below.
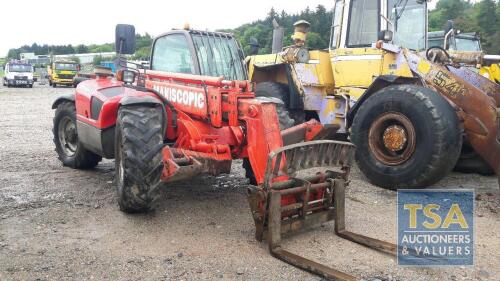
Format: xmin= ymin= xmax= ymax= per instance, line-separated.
xmin=405 ymin=50 xmax=500 ymax=183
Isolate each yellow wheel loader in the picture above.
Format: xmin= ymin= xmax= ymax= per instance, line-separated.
xmin=247 ymin=0 xmax=500 ymax=189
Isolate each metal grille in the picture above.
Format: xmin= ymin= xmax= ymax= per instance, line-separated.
xmin=58 ymin=74 xmax=74 ymax=79
xmin=264 ymin=140 xmax=355 ymax=186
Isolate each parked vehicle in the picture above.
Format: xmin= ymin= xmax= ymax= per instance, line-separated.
xmin=3 ymin=61 xmax=34 ymax=88
xmin=247 ymin=0 xmax=500 ymax=189
xmin=52 ymin=24 xmax=398 ymax=280
xmin=47 ymin=60 xmax=80 ymax=87
xmin=428 ymin=21 xmax=500 ymax=84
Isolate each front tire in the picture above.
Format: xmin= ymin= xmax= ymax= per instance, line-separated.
xmin=53 ymin=102 xmax=101 ymax=169
xmin=115 ymin=105 xmax=165 ymax=213
xmin=351 ymin=85 xmax=462 ymax=189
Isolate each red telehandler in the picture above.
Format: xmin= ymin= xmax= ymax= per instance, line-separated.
xmin=52 ymin=25 xmax=397 ymax=280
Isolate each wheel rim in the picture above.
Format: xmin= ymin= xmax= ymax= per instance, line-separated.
xmin=58 ymin=116 xmax=78 ymax=157
xmin=368 ymin=112 xmax=416 ymax=166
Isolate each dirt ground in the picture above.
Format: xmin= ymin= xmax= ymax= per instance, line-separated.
xmin=0 ymin=84 xmax=498 ymax=281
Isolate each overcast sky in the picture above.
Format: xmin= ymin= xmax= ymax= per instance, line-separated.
xmin=1 ymin=0 xmax=440 ymax=57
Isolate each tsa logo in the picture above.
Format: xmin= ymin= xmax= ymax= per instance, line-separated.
xmin=397 ymin=190 xmax=474 ymax=266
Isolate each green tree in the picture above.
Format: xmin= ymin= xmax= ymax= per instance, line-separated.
xmin=474 ymin=0 xmax=498 ymax=53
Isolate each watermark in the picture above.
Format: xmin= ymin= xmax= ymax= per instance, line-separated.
xmin=397 ymin=190 xmax=474 ymax=266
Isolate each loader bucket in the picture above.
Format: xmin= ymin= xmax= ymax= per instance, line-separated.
xmin=247 ymin=140 xmax=398 ymax=280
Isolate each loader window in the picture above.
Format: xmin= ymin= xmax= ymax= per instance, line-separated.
xmin=347 ymin=0 xmax=379 ymax=47
xmin=330 ymin=0 xmax=344 ymax=49
xmin=388 ymin=0 xmax=427 ymax=50
xmin=152 ymin=34 xmax=195 ymax=74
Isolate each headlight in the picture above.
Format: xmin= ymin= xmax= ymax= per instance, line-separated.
xmin=117 ymin=70 xmax=136 ymax=84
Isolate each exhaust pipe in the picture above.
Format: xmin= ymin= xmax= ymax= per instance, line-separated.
xmin=272 ymin=19 xmax=284 ymax=54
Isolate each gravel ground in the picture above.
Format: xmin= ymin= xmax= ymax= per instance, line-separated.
xmin=0 ymin=84 xmax=498 ymax=281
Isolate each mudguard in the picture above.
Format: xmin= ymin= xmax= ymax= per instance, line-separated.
xmin=119 ymin=95 xmax=163 ymax=107
xmin=51 ymin=93 xmax=75 ymax=109
xmin=346 ymin=75 xmax=418 ymax=128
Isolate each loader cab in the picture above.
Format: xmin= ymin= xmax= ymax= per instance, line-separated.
xmin=329 ymin=0 xmax=427 ymax=90
xmin=150 ymin=29 xmax=247 ymax=81
xmin=330 ymin=0 xmax=428 ymax=51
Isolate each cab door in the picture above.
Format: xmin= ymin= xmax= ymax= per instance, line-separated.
xmin=330 ymin=0 xmax=383 ymax=89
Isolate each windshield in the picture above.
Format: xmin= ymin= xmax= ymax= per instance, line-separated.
xmin=55 ymin=63 xmax=78 ymax=71
xmin=389 ymin=0 xmax=427 ymax=51
xmin=192 ymin=34 xmax=246 ymax=81
xmin=428 ymin=38 xmax=445 ymax=48
xmin=9 ymin=64 xmax=32 ymax=72
xmin=454 ymin=38 xmax=481 ymax=52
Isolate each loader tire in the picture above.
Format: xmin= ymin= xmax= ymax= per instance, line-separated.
xmin=255 ymin=82 xmax=301 ymax=128
xmin=53 ymin=102 xmax=101 ymax=169
xmin=115 ymin=105 xmax=164 ymax=213
xmin=351 ymin=85 xmax=462 ymax=189
xmin=454 ymin=143 xmax=494 ymax=176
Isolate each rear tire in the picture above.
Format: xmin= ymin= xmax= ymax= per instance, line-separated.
xmin=52 ymin=83 xmax=57 ymax=88
xmin=255 ymin=82 xmax=299 ymax=128
xmin=53 ymin=102 xmax=101 ymax=169
xmin=115 ymin=105 xmax=165 ymax=213
xmin=351 ymin=85 xmax=462 ymax=189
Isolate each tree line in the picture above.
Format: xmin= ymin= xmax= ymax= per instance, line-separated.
xmin=6 ymin=34 xmax=153 ymax=61
xmin=5 ymin=0 xmax=499 ymax=61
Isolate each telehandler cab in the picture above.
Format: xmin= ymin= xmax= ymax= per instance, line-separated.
xmin=53 ymin=24 xmax=399 ymax=280
xmin=247 ymin=0 xmax=500 ymax=189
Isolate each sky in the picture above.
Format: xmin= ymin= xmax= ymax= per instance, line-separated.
xmin=1 ymin=0 xmax=448 ymax=58
xmin=0 ymin=0 xmax=335 ymax=57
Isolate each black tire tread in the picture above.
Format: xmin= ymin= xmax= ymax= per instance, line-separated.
xmin=116 ymin=106 xmax=164 ymax=213
xmin=351 ymin=84 xmax=463 ymax=189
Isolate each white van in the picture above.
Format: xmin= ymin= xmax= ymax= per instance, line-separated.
xmin=3 ymin=62 xmax=34 ymax=88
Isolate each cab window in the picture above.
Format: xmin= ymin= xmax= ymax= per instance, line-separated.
xmin=347 ymin=0 xmax=379 ymax=47
xmin=330 ymin=0 xmax=344 ymax=49
xmin=152 ymin=34 xmax=195 ymax=74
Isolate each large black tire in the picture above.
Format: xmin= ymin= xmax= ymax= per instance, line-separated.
xmin=454 ymin=143 xmax=494 ymax=175
xmin=115 ymin=105 xmax=164 ymax=213
xmin=243 ymin=82 xmax=297 ymax=185
xmin=53 ymin=102 xmax=101 ymax=169
xmin=254 ymin=82 xmax=301 ymax=128
xmin=351 ymin=85 xmax=463 ymax=189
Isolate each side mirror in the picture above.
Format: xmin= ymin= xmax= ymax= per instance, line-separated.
xmin=115 ymin=24 xmax=136 ymax=55
xmin=248 ymin=37 xmax=260 ymax=56
xmin=378 ymin=30 xmax=393 ymax=42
